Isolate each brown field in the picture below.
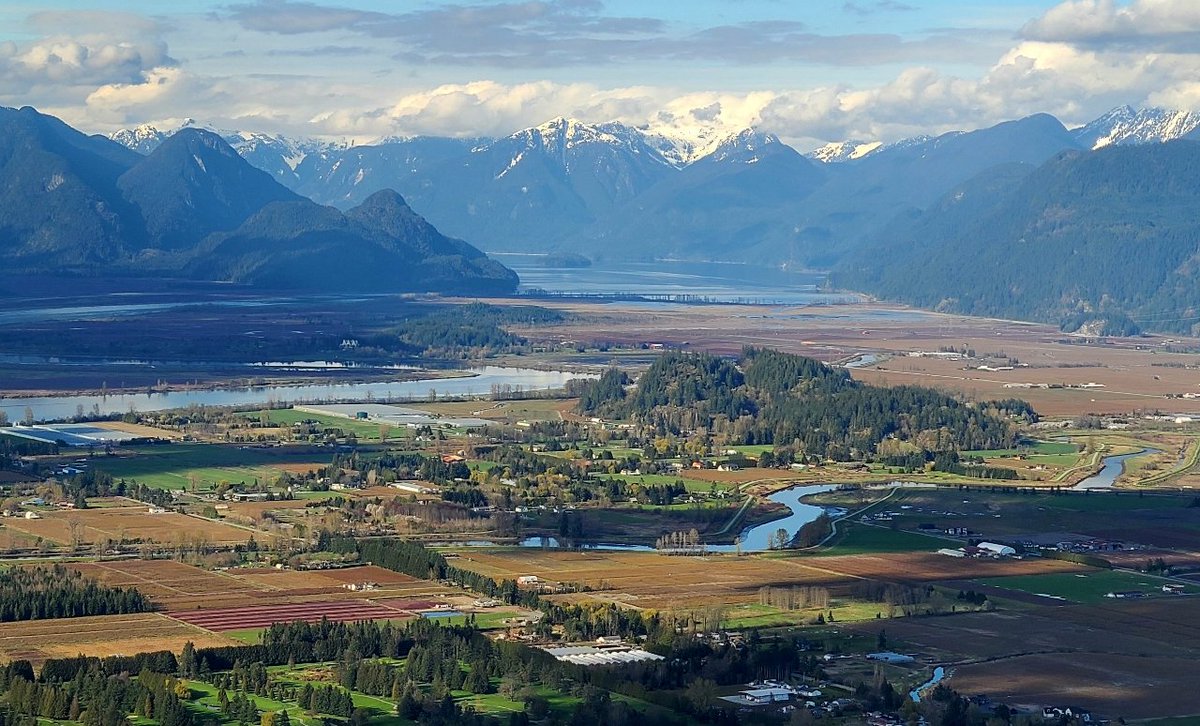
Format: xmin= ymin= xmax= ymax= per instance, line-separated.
xmin=498 ymin=298 xmax=1200 ymax=418
xmin=70 ymin=560 xmax=457 ymax=612
xmin=3 ymin=507 xmax=252 ymax=546
xmin=450 ymin=549 xmax=1082 ymax=610
xmin=94 ymin=420 xmax=184 ymax=440
xmin=800 ymin=552 xmax=1083 ymax=582
xmin=223 ymin=499 xmax=316 ymax=517
xmin=0 ymin=613 xmax=237 ymax=664
xmin=854 ymin=598 xmax=1200 ymax=719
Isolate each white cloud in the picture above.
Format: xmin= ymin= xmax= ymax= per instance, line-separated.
xmin=11 ymin=0 xmax=1200 ymax=152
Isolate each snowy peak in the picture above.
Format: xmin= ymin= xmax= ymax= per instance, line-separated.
xmin=109 ymin=121 xmax=192 ymax=154
xmin=699 ymin=128 xmax=783 ymax=164
xmin=1073 ymin=105 xmax=1200 ymax=150
xmin=807 ymin=140 xmax=883 ymax=163
xmin=508 ymin=117 xmax=656 ymax=157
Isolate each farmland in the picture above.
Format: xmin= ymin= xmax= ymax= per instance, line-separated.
xmin=0 ymin=613 xmax=237 ymax=664
xmin=91 ymin=443 xmax=329 ymax=491
xmin=450 ymin=547 xmax=1084 ymax=613
xmin=69 ymin=560 xmax=464 ymax=613
xmin=975 ymin=570 xmax=1199 ymax=604
xmin=3 ymin=504 xmax=253 ymax=546
xmin=850 ymin=598 xmax=1200 ymax=720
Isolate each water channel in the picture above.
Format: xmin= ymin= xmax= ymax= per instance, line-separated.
xmin=461 ymin=483 xmax=838 ymax=554
xmin=1071 ymin=448 xmax=1157 ymax=490
xmin=0 ymin=366 xmax=588 ymax=422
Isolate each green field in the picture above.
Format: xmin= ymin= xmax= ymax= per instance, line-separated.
xmin=976 ymin=570 xmax=1199 ymax=604
xmin=244 ymin=409 xmax=411 ymax=441
xmin=963 ymin=440 xmax=1081 ymax=458
xmin=92 ymin=443 xmax=329 ymax=491
xmin=817 ymin=523 xmax=956 ymax=556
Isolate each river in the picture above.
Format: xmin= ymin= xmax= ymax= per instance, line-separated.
xmin=1072 ymin=448 xmax=1157 ymax=490
xmin=0 ymin=366 xmax=587 ymax=422
xmin=481 ymin=483 xmax=837 ymax=554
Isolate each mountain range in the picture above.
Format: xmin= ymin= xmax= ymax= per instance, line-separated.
xmin=107 ymin=105 xmax=1200 ymax=270
xmin=0 ymin=106 xmax=517 ymax=294
xmin=6 ymin=102 xmax=1200 ymax=331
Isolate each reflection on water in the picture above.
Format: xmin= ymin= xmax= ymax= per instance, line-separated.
xmin=454 ymin=483 xmax=837 ymax=554
xmin=0 ymin=366 xmax=589 ymax=422
xmin=1072 ymin=448 xmax=1157 ymax=490
xmin=501 ymin=257 xmax=859 ymax=306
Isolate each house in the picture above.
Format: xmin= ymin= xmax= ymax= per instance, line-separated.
xmin=1106 ymin=590 xmax=1145 ymax=599
xmin=937 ymin=548 xmax=967 ymax=558
xmin=516 ymin=575 xmax=539 ymax=586
xmin=1163 ymin=584 xmax=1186 ymax=594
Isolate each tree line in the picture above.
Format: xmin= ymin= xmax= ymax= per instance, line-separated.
xmin=0 ymin=565 xmax=151 ymax=622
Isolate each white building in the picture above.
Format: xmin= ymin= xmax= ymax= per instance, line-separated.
xmin=977 ymin=542 xmax=1016 ymax=557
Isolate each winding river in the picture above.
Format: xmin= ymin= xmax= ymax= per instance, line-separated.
xmin=1072 ymin=448 xmax=1157 ymax=490
xmin=509 ymin=483 xmax=837 ymax=554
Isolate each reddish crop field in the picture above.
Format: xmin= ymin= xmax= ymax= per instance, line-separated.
xmin=169 ymin=600 xmax=412 ymax=631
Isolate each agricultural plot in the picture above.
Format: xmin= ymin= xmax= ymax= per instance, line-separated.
xmin=0 ymin=613 xmax=236 ymax=664
xmin=975 ymin=570 xmax=1198 ymax=604
xmin=71 ymin=560 xmax=459 ymax=612
xmin=92 ymin=443 xmax=328 ymax=491
xmin=4 ymin=506 xmax=252 ymax=546
xmin=169 ymin=600 xmax=412 ymax=631
xmin=846 ymin=598 xmax=1200 ymax=720
xmin=451 ymin=548 xmax=1081 ymax=612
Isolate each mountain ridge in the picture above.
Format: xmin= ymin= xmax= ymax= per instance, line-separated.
xmin=0 ymin=107 xmax=518 ymax=294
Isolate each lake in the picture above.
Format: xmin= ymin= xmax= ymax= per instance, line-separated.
xmin=499 ymin=256 xmax=860 ymax=306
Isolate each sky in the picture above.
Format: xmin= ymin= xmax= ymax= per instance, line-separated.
xmin=2 ymin=0 xmax=1199 ymax=149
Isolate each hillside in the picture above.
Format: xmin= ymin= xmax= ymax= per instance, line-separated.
xmin=580 ymin=349 xmax=1025 ymax=461
xmin=0 ymin=107 xmax=517 ymax=295
xmin=835 ymin=141 xmax=1200 ymax=334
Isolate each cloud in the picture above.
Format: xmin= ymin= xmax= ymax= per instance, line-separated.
xmin=0 ymin=33 xmax=173 ymax=98
xmin=223 ymin=0 xmax=992 ymax=68
xmin=843 ymin=1 xmax=917 ymax=16
xmin=1021 ymin=0 xmax=1200 ymax=51
xmin=225 ymin=0 xmax=387 ymax=34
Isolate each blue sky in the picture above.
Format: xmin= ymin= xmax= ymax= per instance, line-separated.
xmin=1 ymin=1 xmax=1196 ymax=147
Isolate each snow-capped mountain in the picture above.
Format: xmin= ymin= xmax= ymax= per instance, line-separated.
xmin=807 ymin=140 xmax=883 ymax=163
xmin=1072 ymin=105 xmax=1200 ymax=150
xmin=109 ymin=120 xmax=195 ymax=154
xmin=109 ymin=123 xmax=349 ymax=184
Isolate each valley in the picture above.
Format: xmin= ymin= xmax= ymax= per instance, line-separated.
xmin=2 ymin=282 xmax=1199 ymax=724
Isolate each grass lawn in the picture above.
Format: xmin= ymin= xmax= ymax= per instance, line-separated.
xmin=976 ymin=570 xmax=1199 ymax=604
xmin=723 ymin=600 xmax=886 ymax=628
xmin=816 ymin=524 xmax=957 ymax=556
xmin=244 ymin=409 xmax=409 ymax=442
xmin=224 ymin=627 xmax=266 ymax=644
xmin=964 ymin=440 xmax=1080 ymax=458
xmin=1035 ymin=492 xmax=1188 ymax=512
xmin=92 ymin=443 xmax=329 ymax=491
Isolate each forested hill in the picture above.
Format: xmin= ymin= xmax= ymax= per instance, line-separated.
xmin=580 ymin=349 xmax=1030 ymax=460
xmin=835 ymin=140 xmax=1200 ymax=335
